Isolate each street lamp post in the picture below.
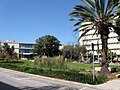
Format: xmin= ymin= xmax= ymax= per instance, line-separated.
xmin=97 ymin=40 xmax=100 ymax=62
xmin=92 ymin=43 xmax=95 ymax=81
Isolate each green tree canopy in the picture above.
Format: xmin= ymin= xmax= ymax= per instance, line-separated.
xmin=33 ymin=35 xmax=61 ymax=57
xmin=0 ymin=43 xmax=18 ymax=61
xmin=62 ymin=45 xmax=87 ymax=61
xmin=62 ymin=45 xmax=74 ymax=59
xmin=3 ymin=43 xmax=15 ymax=55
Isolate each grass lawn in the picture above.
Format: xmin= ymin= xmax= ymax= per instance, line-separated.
xmin=66 ymin=62 xmax=119 ymax=72
xmin=66 ymin=62 xmax=100 ymax=72
xmin=13 ymin=60 xmax=101 ymax=72
xmin=0 ymin=60 xmax=118 ymax=73
xmin=0 ymin=60 xmax=34 ymax=68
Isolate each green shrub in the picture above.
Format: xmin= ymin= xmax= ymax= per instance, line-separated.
xmin=38 ymin=70 xmax=107 ymax=85
xmin=0 ymin=61 xmax=107 ymax=85
xmin=95 ymin=74 xmax=107 ymax=84
xmin=27 ymin=68 xmax=44 ymax=74
xmin=116 ymin=66 xmax=120 ymax=72
xmin=34 ymin=57 xmax=68 ymax=70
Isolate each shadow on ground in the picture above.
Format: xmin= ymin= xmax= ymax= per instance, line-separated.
xmin=0 ymin=81 xmax=78 ymax=90
xmin=0 ymin=81 xmax=19 ymax=90
xmin=19 ymin=85 xmax=78 ymax=90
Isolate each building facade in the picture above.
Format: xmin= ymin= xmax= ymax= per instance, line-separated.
xmin=80 ymin=28 xmax=120 ymax=56
xmin=0 ymin=40 xmax=35 ymax=60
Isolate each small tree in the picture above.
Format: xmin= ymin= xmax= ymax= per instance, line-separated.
xmin=1 ymin=43 xmax=18 ymax=61
xmin=107 ymin=50 xmax=117 ymax=63
xmin=62 ymin=45 xmax=87 ymax=61
xmin=72 ymin=45 xmax=80 ymax=60
xmin=33 ymin=35 xmax=61 ymax=57
xmin=80 ymin=45 xmax=87 ymax=62
xmin=62 ymin=45 xmax=74 ymax=60
xmin=0 ymin=47 xmax=6 ymax=59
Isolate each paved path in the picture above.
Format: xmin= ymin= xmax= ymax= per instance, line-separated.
xmin=0 ymin=68 xmax=99 ymax=90
xmin=95 ymin=79 xmax=120 ymax=90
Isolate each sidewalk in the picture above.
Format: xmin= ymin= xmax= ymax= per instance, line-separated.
xmin=95 ymin=79 xmax=120 ymax=90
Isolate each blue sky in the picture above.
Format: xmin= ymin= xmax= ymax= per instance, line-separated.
xmin=0 ymin=0 xmax=81 ymax=44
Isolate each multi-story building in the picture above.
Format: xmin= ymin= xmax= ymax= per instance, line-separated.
xmin=80 ymin=27 xmax=120 ymax=56
xmin=0 ymin=40 xmax=64 ymax=59
xmin=0 ymin=40 xmax=35 ymax=59
xmin=19 ymin=42 xmax=35 ymax=59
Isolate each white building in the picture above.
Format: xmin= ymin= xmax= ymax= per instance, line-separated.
xmin=80 ymin=27 xmax=120 ymax=56
xmin=0 ymin=40 xmax=35 ymax=59
xmin=0 ymin=40 xmax=64 ymax=59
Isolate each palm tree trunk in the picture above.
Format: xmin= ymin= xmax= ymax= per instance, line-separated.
xmin=100 ymin=35 xmax=109 ymax=74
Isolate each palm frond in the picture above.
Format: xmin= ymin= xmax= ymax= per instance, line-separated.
xmin=72 ymin=19 xmax=84 ymax=27
xmin=116 ymin=6 xmax=120 ymax=16
xmin=82 ymin=0 xmax=95 ymax=10
xmin=69 ymin=18 xmax=77 ymax=21
xmin=79 ymin=11 xmax=94 ymax=19
xmin=73 ymin=27 xmax=80 ymax=32
xmin=92 ymin=29 xmax=98 ymax=37
xmin=105 ymin=0 xmax=119 ymax=17
xmin=74 ymin=5 xmax=96 ymax=18
xmin=78 ymin=28 xmax=92 ymax=40
xmin=105 ymin=0 xmax=113 ymax=15
xmin=70 ymin=0 xmax=120 ymax=43
xmin=99 ymin=0 xmax=105 ymax=18
xmin=94 ymin=0 xmax=101 ymax=18
xmin=80 ymin=23 xmax=93 ymax=28
xmin=73 ymin=26 xmax=88 ymax=33
xmin=69 ymin=11 xmax=80 ymax=17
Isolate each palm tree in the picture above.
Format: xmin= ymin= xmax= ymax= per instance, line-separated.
xmin=70 ymin=0 xmax=120 ymax=74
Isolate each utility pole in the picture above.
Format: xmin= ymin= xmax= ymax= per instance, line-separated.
xmin=97 ymin=40 xmax=100 ymax=61
xmin=92 ymin=43 xmax=95 ymax=81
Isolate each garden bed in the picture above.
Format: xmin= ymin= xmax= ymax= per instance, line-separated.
xmin=0 ymin=60 xmax=108 ymax=85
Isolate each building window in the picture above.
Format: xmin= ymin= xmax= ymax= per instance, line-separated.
xmin=20 ymin=44 xmax=34 ymax=48
xmin=19 ymin=49 xmax=31 ymax=53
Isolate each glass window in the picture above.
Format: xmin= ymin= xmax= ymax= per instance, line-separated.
xmin=20 ymin=44 xmax=34 ymax=48
xmin=19 ymin=49 xmax=31 ymax=53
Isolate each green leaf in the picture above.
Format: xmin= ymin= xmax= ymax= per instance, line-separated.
xmin=94 ymin=0 xmax=101 ymax=18
xmin=99 ymin=0 xmax=105 ymax=18
xmin=69 ymin=18 xmax=76 ymax=21
xmin=79 ymin=28 xmax=92 ymax=39
xmin=74 ymin=5 xmax=96 ymax=18
xmin=105 ymin=0 xmax=119 ymax=17
xmin=82 ymin=0 xmax=95 ymax=10
xmin=73 ymin=27 xmax=80 ymax=32
xmin=74 ymin=22 xmax=81 ymax=26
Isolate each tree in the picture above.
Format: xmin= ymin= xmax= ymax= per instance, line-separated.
xmin=73 ymin=45 xmax=80 ymax=60
xmin=80 ymin=45 xmax=87 ymax=62
xmin=0 ymin=47 xmax=6 ymax=59
xmin=62 ymin=45 xmax=74 ymax=60
xmin=1 ymin=43 xmax=18 ymax=61
xmin=62 ymin=45 xmax=87 ymax=61
xmin=70 ymin=0 xmax=120 ymax=74
xmin=33 ymin=35 xmax=61 ymax=57
xmin=107 ymin=50 xmax=117 ymax=63
xmin=3 ymin=43 xmax=15 ymax=55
